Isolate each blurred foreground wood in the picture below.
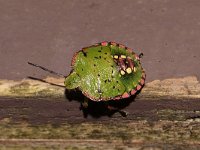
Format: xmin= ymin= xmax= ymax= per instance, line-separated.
xmin=0 ymin=76 xmax=199 ymax=149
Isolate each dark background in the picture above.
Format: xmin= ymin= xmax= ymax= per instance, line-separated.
xmin=0 ymin=0 xmax=200 ymax=82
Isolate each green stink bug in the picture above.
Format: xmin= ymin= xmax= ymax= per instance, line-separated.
xmin=65 ymin=41 xmax=145 ymax=102
xmin=28 ymin=41 xmax=145 ymax=116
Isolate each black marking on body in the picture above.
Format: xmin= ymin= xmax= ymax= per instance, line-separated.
xmin=82 ymin=51 xmax=87 ymax=57
xmin=98 ymin=89 xmax=102 ymax=94
xmin=94 ymin=56 xmax=98 ymax=59
xmin=99 ymin=56 xmax=101 ymax=59
xmin=98 ymin=50 xmax=101 ymax=52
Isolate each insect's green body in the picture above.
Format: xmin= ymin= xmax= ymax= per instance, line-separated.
xmin=65 ymin=42 xmax=145 ymax=101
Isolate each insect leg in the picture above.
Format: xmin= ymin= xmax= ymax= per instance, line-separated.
xmin=81 ymin=97 xmax=89 ymax=109
xmin=107 ymin=105 xmax=128 ymax=117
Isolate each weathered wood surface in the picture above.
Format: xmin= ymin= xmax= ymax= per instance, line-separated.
xmin=0 ymin=98 xmax=199 ymax=149
xmin=0 ymin=76 xmax=199 ymax=149
xmin=0 ymin=76 xmax=200 ymax=99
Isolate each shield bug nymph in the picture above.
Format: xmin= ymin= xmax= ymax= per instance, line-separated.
xmin=28 ymin=41 xmax=146 ymax=117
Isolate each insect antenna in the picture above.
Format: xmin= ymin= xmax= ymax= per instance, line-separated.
xmin=28 ymin=62 xmax=65 ymax=78
xmin=27 ymin=76 xmax=65 ymax=88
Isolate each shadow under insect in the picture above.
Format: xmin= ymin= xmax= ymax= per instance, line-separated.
xmin=27 ymin=75 xmax=143 ymax=118
xmin=65 ymin=88 xmax=142 ymax=118
xmin=28 ymin=42 xmax=146 ymax=119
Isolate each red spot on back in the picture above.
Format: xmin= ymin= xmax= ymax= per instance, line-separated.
xmin=101 ymin=41 xmax=108 ymax=46
xmin=122 ymin=92 xmax=130 ymax=98
xmin=136 ymin=84 xmax=142 ymax=91
xmin=131 ymin=89 xmax=137 ymax=95
xmin=140 ymin=79 xmax=145 ymax=85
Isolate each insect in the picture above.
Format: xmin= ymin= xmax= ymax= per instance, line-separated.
xmin=28 ymin=41 xmax=145 ymax=116
xmin=65 ymin=41 xmax=145 ymax=100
